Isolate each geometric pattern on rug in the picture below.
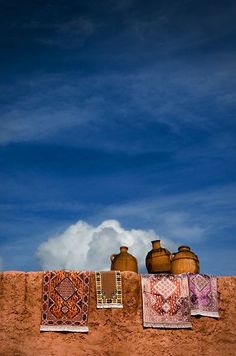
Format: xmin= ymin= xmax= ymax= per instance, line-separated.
xmin=95 ymin=271 xmax=123 ymax=308
xmin=154 ymin=276 xmax=177 ymax=299
xmin=188 ymin=273 xmax=219 ymax=318
xmin=141 ymin=274 xmax=192 ymax=328
xmin=41 ymin=270 xmax=90 ymax=331
xmin=191 ymin=274 xmax=209 ymax=292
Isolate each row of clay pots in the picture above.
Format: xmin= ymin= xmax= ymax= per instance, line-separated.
xmin=110 ymin=240 xmax=199 ymax=274
xmin=146 ymin=240 xmax=199 ymax=274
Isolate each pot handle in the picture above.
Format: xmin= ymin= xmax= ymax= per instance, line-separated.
xmin=110 ymin=254 xmax=117 ymax=262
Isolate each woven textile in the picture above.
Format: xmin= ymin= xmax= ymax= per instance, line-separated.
xmin=188 ymin=273 xmax=219 ymax=318
xmin=95 ymin=271 xmax=123 ymax=308
xmin=141 ymin=274 xmax=191 ymax=328
xmin=40 ymin=270 xmax=90 ymax=332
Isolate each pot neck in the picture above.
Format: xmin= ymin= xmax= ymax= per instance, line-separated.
xmin=152 ymin=240 xmax=161 ymax=249
xmin=120 ymin=246 xmax=128 ymax=253
xmin=178 ymin=245 xmax=191 ymax=252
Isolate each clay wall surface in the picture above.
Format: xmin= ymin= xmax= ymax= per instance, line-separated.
xmin=0 ymin=271 xmax=235 ymax=356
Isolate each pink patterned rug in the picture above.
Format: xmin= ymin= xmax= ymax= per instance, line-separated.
xmin=187 ymin=273 xmax=219 ymax=318
xmin=141 ymin=274 xmax=192 ymax=328
xmin=40 ymin=270 xmax=90 ymax=332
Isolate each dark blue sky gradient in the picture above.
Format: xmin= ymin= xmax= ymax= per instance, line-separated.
xmin=0 ymin=0 xmax=235 ymax=274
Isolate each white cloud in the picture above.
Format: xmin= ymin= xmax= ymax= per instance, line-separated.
xmin=98 ymin=184 xmax=236 ymax=238
xmin=36 ymin=219 xmax=177 ymax=272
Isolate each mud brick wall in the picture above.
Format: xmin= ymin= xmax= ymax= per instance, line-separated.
xmin=0 ymin=271 xmax=235 ymax=356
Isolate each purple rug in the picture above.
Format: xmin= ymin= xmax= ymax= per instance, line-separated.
xmin=188 ymin=273 xmax=219 ymax=318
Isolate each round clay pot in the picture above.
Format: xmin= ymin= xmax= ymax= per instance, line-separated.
xmin=110 ymin=246 xmax=138 ymax=273
xmin=171 ymin=245 xmax=199 ymax=274
xmin=145 ymin=240 xmax=171 ymax=273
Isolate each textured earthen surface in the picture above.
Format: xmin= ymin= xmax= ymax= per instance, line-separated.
xmin=0 ymin=271 xmax=235 ymax=356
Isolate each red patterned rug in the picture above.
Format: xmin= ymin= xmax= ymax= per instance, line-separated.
xmin=141 ymin=274 xmax=192 ymax=328
xmin=40 ymin=270 xmax=90 ymax=332
xmin=95 ymin=271 xmax=123 ymax=308
xmin=188 ymin=273 xmax=219 ymax=318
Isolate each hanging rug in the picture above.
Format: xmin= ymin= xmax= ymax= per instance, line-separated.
xmin=40 ymin=270 xmax=90 ymax=332
xmin=187 ymin=273 xmax=219 ymax=318
xmin=141 ymin=274 xmax=192 ymax=328
xmin=95 ymin=271 xmax=123 ymax=308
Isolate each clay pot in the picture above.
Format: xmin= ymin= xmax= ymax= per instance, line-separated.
xmin=110 ymin=246 xmax=138 ymax=273
xmin=145 ymin=240 xmax=171 ymax=273
xmin=171 ymin=245 xmax=199 ymax=274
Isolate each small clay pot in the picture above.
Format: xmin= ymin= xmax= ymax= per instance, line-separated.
xmin=145 ymin=240 xmax=171 ymax=273
xmin=171 ymin=245 xmax=199 ymax=274
xmin=110 ymin=246 xmax=138 ymax=273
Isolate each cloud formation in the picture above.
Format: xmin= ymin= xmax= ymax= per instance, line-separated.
xmin=99 ymin=184 xmax=236 ymax=243
xmin=36 ymin=219 xmax=177 ymax=271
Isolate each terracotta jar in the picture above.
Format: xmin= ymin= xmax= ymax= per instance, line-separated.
xmin=145 ymin=240 xmax=171 ymax=273
xmin=171 ymin=245 xmax=199 ymax=274
xmin=110 ymin=246 xmax=138 ymax=273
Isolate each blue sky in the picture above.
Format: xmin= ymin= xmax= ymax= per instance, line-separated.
xmin=0 ymin=0 xmax=235 ymax=274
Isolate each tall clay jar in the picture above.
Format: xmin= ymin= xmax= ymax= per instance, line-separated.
xmin=171 ymin=245 xmax=199 ymax=274
xmin=145 ymin=240 xmax=171 ymax=273
xmin=110 ymin=246 xmax=138 ymax=273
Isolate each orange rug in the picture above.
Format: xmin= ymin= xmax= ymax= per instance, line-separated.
xmin=40 ymin=270 xmax=90 ymax=332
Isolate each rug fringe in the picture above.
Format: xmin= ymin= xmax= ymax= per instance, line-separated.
xmin=191 ymin=310 xmax=219 ymax=318
xmin=40 ymin=325 xmax=89 ymax=332
xmin=97 ymin=304 xmax=123 ymax=308
xmin=144 ymin=322 xmax=192 ymax=329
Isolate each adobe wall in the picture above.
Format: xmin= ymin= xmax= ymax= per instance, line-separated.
xmin=0 ymin=271 xmax=235 ymax=356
